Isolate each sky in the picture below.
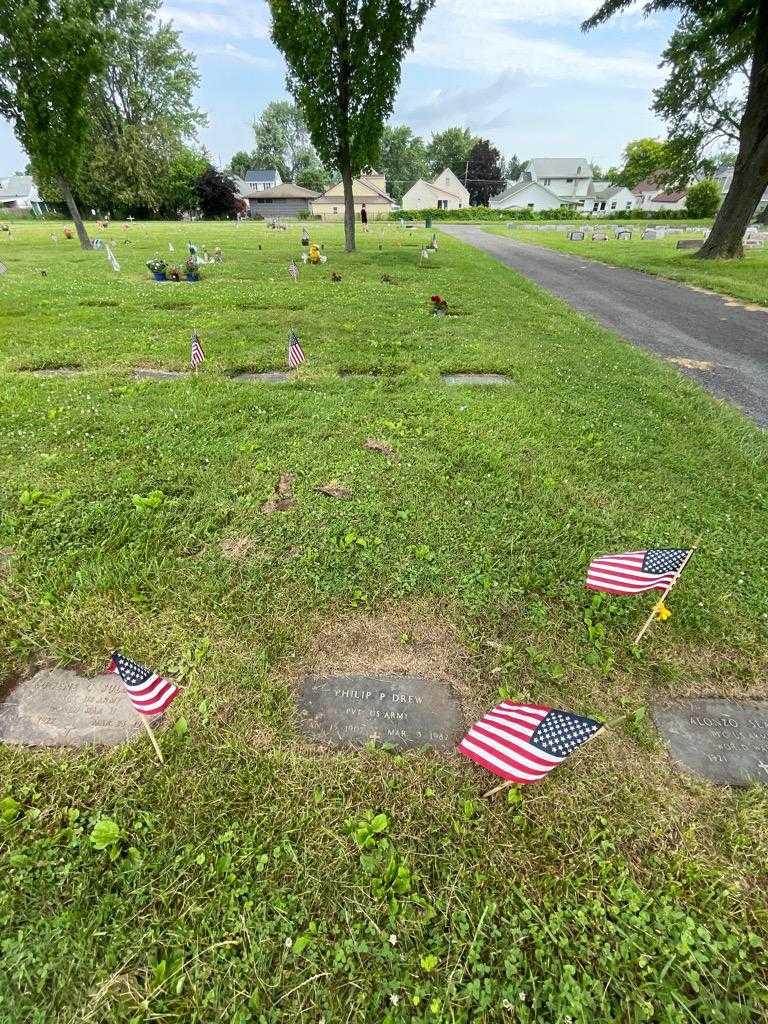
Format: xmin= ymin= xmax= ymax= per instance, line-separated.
xmin=0 ymin=0 xmax=678 ymax=177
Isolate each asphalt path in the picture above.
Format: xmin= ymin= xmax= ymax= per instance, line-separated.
xmin=441 ymin=224 xmax=768 ymax=427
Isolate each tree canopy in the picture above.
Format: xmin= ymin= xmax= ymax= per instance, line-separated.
xmin=609 ymin=138 xmax=671 ymax=189
xmin=268 ymin=0 xmax=435 ymax=250
xmin=466 ymin=138 xmax=505 ymax=205
xmin=377 ymin=124 xmax=429 ymax=201
xmin=0 ymin=0 xmax=114 ymax=246
xmin=426 ymin=126 xmax=475 ymax=180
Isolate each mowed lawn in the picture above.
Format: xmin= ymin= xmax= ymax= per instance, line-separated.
xmin=485 ymin=224 xmax=768 ymax=307
xmin=1 ymin=220 xmax=768 ymax=1024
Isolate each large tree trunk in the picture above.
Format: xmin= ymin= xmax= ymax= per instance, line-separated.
xmin=696 ymin=1 xmax=768 ymax=259
xmin=341 ymin=160 xmax=356 ymax=252
xmin=57 ymin=175 xmax=92 ymax=250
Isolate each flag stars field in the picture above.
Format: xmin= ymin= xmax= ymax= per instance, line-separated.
xmin=0 ymin=219 xmax=767 ymax=1022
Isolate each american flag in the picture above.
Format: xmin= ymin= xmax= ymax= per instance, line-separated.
xmin=105 ymin=245 xmax=120 ymax=272
xmin=107 ymin=650 xmax=180 ymax=716
xmin=191 ymin=330 xmax=206 ymax=368
xmin=0 ymin=261 xmax=6 ymax=275
xmin=289 ymin=258 xmax=299 ymax=282
xmin=587 ymin=548 xmax=691 ymax=595
xmin=288 ymin=329 xmax=305 ymax=368
xmin=459 ymin=703 xmax=603 ymax=784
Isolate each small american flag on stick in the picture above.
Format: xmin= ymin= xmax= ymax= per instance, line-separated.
xmin=587 ymin=548 xmax=692 ymax=595
xmin=191 ymin=330 xmax=206 ymax=368
xmin=108 ymin=651 xmax=180 ymax=716
xmin=288 ymin=329 xmax=305 ymax=369
xmin=289 ymin=258 xmax=299 ymax=282
xmin=459 ymin=703 xmax=603 ymax=784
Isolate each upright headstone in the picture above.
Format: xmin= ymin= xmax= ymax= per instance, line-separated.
xmin=568 ymin=230 xmax=585 ymax=241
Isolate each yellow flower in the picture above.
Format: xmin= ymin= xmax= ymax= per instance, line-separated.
xmin=655 ymin=601 xmax=672 ymax=622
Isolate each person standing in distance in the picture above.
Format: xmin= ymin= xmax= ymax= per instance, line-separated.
xmin=360 ymin=203 xmax=369 ymax=232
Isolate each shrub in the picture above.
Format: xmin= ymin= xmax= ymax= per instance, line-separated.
xmin=685 ymin=179 xmax=722 ymax=218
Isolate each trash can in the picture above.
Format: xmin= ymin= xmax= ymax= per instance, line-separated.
xmin=425 ymin=214 xmax=432 ymax=229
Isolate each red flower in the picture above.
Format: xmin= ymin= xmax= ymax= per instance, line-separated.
xmin=430 ymin=294 xmax=446 ymax=304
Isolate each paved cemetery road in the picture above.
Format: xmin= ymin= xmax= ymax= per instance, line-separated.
xmin=441 ymin=224 xmax=768 ymax=427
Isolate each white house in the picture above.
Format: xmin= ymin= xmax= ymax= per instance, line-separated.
xmin=489 ymin=179 xmax=563 ymax=212
xmin=401 ymin=168 xmax=469 ymax=210
xmin=583 ymin=181 xmax=637 ymax=214
xmin=714 ymin=164 xmax=768 ymax=212
xmin=519 ymin=158 xmax=594 ymax=207
xmin=0 ymin=175 xmax=46 ymax=215
xmin=244 ymin=168 xmax=282 ymax=191
xmin=632 ymin=178 xmax=687 ymax=212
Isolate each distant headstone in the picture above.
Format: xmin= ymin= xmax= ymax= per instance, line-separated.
xmin=642 ymin=229 xmax=664 ymax=240
xmin=133 ymin=368 xmax=188 ymax=380
xmin=568 ymin=231 xmax=585 ymax=241
xmin=441 ymin=373 xmax=512 ymax=386
xmin=651 ymin=698 xmax=768 ymax=786
xmin=231 ymin=371 xmax=291 ymax=383
xmin=27 ymin=367 xmax=81 ymax=377
xmin=676 ymin=239 xmax=703 ymax=251
xmin=616 ymin=230 xmax=632 ymax=240
xmin=0 ymin=668 xmax=147 ymax=747
xmin=591 ymin=232 xmax=608 ymax=241
xmin=744 ymin=239 xmax=765 ymax=249
xmin=297 ymin=674 xmax=462 ymax=751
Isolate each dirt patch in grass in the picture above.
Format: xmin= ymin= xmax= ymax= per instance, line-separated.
xmin=288 ymin=605 xmax=477 ymax=711
xmin=79 ymin=299 xmax=119 ymax=308
xmin=220 ymin=536 xmax=256 ymax=561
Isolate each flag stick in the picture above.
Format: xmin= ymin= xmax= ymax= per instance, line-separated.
xmin=137 ymin=713 xmax=164 ymax=764
xmin=633 ymin=534 xmax=701 ymax=646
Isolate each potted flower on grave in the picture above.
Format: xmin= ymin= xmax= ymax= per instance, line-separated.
xmin=63 ymin=226 xmax=74 ymax=239
xmin=168 ymin=264 xmax=181 ymax=282
xmin=185 ymin=255 xmax=200 ymax=282
xmin=146 ymin=256 xmax=167 ymax=281
xmin=430 ymin=294 xmax=448 ymax=316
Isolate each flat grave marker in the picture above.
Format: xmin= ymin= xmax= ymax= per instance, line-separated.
xmin=133 ymin=368 xmax=188 ymax=380
xmin=230 ymin=371 xmax=292 ymax=383
xmin=441 ymin=373 xmax=511 ymax=386
xmin=676 ymin=240 xmax=703 ymax=251
xmin=651 ymin=697 xmax=768 ymax=786
xmin=0 ymin=668 xmax=148 ymax=747
xmin=568 ymin=231 xmax=585 ymax=241
xmin=297 ymin=674 xmax=462 ymax=751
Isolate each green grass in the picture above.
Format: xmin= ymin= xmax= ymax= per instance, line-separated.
xmin=1 ymin=221 xmax=768 ymax=1024
xmin=484 ymin=224 xmax=768 ymax=306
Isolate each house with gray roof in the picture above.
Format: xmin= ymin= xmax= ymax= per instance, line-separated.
xmin=243 ymin=168 xmax=282 ymax=191
xmin=246 ymin=182 xmax=320 ymax=218
xmin=0 ymin=175 xmax=47 ymax=215
xmin=520 ymin=158 xmax=594 ymax=207
xmin=488 ymin=178 xmax=564 ymax=212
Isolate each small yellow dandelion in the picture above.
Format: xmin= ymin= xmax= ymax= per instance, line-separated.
xmin=655 ymin=601 xmax=672 ymax=622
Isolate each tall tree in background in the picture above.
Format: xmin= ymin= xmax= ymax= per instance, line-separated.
xmin=76 ymin=0 xmax=204 ymax=214
xmin=426 ymin=126 xmax=474 ymax=180
xmin=505 ymin=153 xmax=525 ymax=181
xmin=608 ymin=137 xmax=671 ymax=188
xmin=252 ymin=101 xmax=313 ymax=180
xmin=268 ymin=0 xmax=435 ymax=251
xmin=229 ymin=150 xmax=255 ymax=178
xmin=195 ymin=164 xmax=239 ymax=218
xmin=585 ymin=0 xmax=768 ymax=259
xmin=159 ymin=146 xmax=207 ymax=217
xmin=377 ymin=124 xmax=429 ymax=200
xmin=0 ymin=0 xmax=113 ymax=248
xmin=465 ymin=138 xmax=505 ymax=205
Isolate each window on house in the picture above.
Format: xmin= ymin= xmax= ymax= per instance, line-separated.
xmin=566 ymin=178 xmax=573 ymax=183
xmin=610 ymin=202 xmax=617 ymax=209
xmin=543 ymin=178 xmax=551 ymax=185
xmin=527 ymin=203 xmax=535 ymax=209
xmin=437 ymin=199 xmax=448 ymax=210
xmin=332 ymin=206 xmax=338 ymax=214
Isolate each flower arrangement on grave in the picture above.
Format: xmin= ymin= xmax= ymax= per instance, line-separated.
xmin=168 ymin=265 xmax=182 ymax=282
xmin=430 ymin=294 xmax=448 ymax=316
xmin=63 ymin=226 xmax=74 ymax=239
xmin=146 ymin=255 xmax=167 ymax=280
xmin=309 ymin=243 xmax=321 ymax=264
xmin=185 ymin=255 xmax=200 ymax=281
xmin=212 ymin=246 xmax=223 ymax=263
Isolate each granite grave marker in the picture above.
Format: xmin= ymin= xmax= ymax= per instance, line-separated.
xmin=441 ymin=373 xmax=511 ymax=386
xmin=297 ymin=674 xmax=462 ymax=751
xmin=0 ymin=668 xmax=148 ymax=747
xmin=652 ymin=697 xmax=768 ymax=786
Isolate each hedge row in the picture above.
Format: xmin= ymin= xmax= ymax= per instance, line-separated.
xmin=390 ymin=206 xmax=711 ymax=223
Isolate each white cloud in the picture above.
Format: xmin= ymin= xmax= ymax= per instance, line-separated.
xmin=163 ymin=2 xmax=269 ymax=38
xmin=196 ymin=43 xmax=276 ymax=67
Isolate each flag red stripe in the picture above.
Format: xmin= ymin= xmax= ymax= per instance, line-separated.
xmin=458 ymin=738 xmax=553 ymax=783
xmin=470 ymin=724 xmax=560 ymax=769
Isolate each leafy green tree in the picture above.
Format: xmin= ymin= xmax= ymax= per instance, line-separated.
xmin=609 ymin=138 xmax=671 ymax=188
xmin=229 ymin=150 xmax=255 ymax=179
xmin=268 ymin=0 xmax=435 ymax=251
xmin=75 ymin=0 xmax=204 ymax=215
xmin=295 ymin=164 xmax=331 ymax=191
xmin=252 ymin=100 xmax=315 ymax=182
xmin=426 ymin=126 xmax=474 ymax=180
xmin=685 ymin=178 xmax=722 ymax=217
xmin=159 ymin=146 xmax=207 ymax=216
xmin=585 ymin=0 xmax=768 ymax=259
xmin=466 ymin=138 xmax=505 ymax=205
xmin=377 ymin=124 xmax=429 ymax=201
xmin=505 ymin=153 xmax=525 ymax=181
xmin=0 ymin=0 xmax=113 ymax=248
xmin=195 ymin=164 xmax=239 ymax=218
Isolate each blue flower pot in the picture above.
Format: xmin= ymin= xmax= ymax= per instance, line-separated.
xmin=186 ymin=273 xmax=199 ymax=282
xmin=153 ymin=271 xmax=166 ymax=281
